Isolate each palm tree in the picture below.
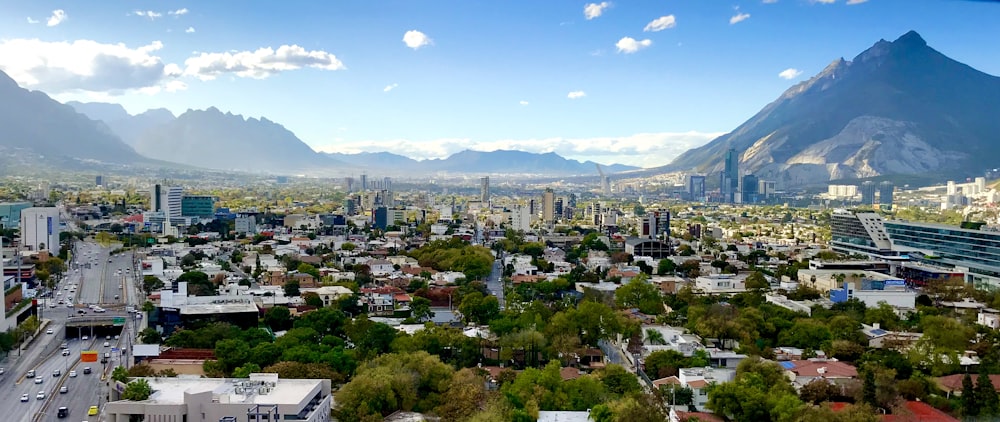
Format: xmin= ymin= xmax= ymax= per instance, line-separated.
xmin=645 ymin=328 xmax=666 ymax=345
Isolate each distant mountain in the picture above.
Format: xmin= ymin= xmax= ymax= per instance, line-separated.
xmin=68 ymin=101 xmax=176 ymax=147
xmin=660 ymin=31 xmax=1000 ymax=187
xmin=324 ymin=152 xmax=421 ymax=171
xmin=326 ymin=149 xmax=638 ymax=176
xmin=133 ymin=107 xmax=342 ymax=173
xmin=0 ymin=70 xmax=141 ymax=163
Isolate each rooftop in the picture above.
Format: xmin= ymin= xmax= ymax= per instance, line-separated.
xmin=139 ymin=373 xmax=322 ymax=406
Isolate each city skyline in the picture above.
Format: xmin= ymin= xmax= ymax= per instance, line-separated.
xmin=1 ymin=1 xmax=999 ymax=167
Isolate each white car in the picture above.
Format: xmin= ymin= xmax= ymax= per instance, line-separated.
xmin=103 ymin=341 xmax=110 ymax=347
xmin=36 ymin=391 xmax=45 ymax=400
xmin=19 ymin=394 xmax=28 ymax=402
xmin=62 ymin=349 xmax=70 ymax=356
xmin=34 ymin=377 xmax=42 ymax=384
xmin=59 ymin=386 xmax=68 ymax=394
xmin=82 ymin=335 xmax=89 ymax=340
xmin=46 ymin=329 xmax=53 ymax=335
xmin=69 ymin=370 xmax=77 ymax=378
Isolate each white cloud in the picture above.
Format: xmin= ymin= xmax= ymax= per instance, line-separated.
xmin=383 ymin=83 xmax=398 ymax=92
xmin=185 ymin=27 xmax=196 ymax=33
xmin=615 ymin=37 xmax=652 ymax=54
xmin=519 ymin=100 xmax=529 ymax=106
xmin=402 ymin=30 xmax=432 ymax=49
xmin=169 ymin=8 xmax=189 ymax=16
xmin=183 ymin=45 xmax=345 ymax=80
xmin=778 ymin=68 xmax=803 ymax=79
xmin=0 ymin=38 xmax=181 ymax=94
xmin=813 ymin=0 xmax=836 ymax=3
xmin=567 ymin=90 xmax=586 ymax=99
xmin=27 ymin=17 xmax=39 ymax=24
xmin=134 ymin=10 xmax=162 ymax=20
xmin=584 ymin=2 xmax=611 ymax=20
xmin=846 ymin=0 xmax=868 ymax=4
xmin=314 ymin=131 xmax=721 ymax=168
xmin=47 ymin=10 xmax=67 ymax=27
xmin=729 ymin=12 xmax=751 ymax=25
xmin=643 ymin=15 xmax=676 ymax=32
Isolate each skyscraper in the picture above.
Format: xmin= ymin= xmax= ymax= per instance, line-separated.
xmin=741 ymin=174 xmax=759 ymax=204
xmin=688 ymin=175 xmax=706 ymax=202
xmin=860 ymin=181 xmax=876 ymax=205
xmin=879 ymin=181 xmax=894 ymax=207
xmin=721 ymin=148 xmax=739 ymax=203
xmin=360 ymin=174 xmax=368 ymax=191
xmin=151 ymin=184 xmax=184 ymax=220
xmin=480 ymin=177 xmax=490 ymax=204
xmin=542 ymin=189 xmax=555 ymax=223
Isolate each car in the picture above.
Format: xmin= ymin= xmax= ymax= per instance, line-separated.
xmin=46 ymin=329 xmax=53 ymax=334
xmin=114 ymin=334 xmax=120 ymax=340
xmin=104 ymin=352 xmax=110 ymax=358
xmin=26 ymin=369 xmax=35 ymax=378
xmin=88 ymin=406 xmax=99 ymax=416
xmin=36 ymin=391 xmax=45 ymax=400
xmin=48 ymin=302 xmax=56 ymax=308
xmin=106 ymin=335 xmax=111 ymax=340
xmin=82 ymin=335 xmax=89 ymax=340
xmin=57 ymin=406 xmax=68 ymax=418
xmin=66 ymin=302 xmax=73 ymax=308
xmin=77 ymin=309 xmax=87 ymax=314
xmin=0 ymin=367 xmax=5 ymax=375
xmin=57 ymin=300 xmax=64 ymax=305
xmin=53 ymin=369 xmax=61 ymax=377
xmin=83 ymin=367 xmax=91 ymax=375
xmin=136 ymin=313 xmax=143 ymax=320
xmin=20 ymin=394 xmax=28 ymax=402
xmin=69 ymin=370 xmax=77 ymax=377
xmin=103 ymin=341 xmax=110 ymax=347
xmin=34 ymin=377 xmax=43 ymax=384
xmin=60 ymin=386 xmax=68 ymax=394
xmin=60 ymin=342 xmax=68 ymax=349
xmin=62 ymin=349 xmax=70 ymax=356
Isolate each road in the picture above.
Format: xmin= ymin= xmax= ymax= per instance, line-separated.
xmin=0 ymin=241 xmax=141 ymax=422
xmin=485 ymin=259 xmax=505 ymax=310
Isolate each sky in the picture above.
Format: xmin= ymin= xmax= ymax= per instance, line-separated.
xmin=1 ymin=1 xmax=999 ymax=168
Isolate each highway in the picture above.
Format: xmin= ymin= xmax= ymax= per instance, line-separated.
xmin=0 ymin=241 xmax=141 ymax=421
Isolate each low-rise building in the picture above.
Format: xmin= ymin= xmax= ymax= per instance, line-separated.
xmin=104 ymin=373 xmax=332 ymax=422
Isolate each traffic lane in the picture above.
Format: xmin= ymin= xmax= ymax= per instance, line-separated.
xmin=102 ymin=254 xmax=132 ymax=305
xmin=45 ymin=350 xmax=105 ymax=422
xmin=6 ymin=339 xmax=96 ymax=422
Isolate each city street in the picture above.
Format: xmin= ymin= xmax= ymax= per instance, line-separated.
xmin=0 ymin=241 xmax=142 ymax=421
xmin=485 ymin=259 xmax=505 ymax=310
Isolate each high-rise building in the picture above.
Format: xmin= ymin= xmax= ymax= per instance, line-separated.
xmin=640 ymin=210 xmax=670 ymax=240
xmin=20 ymin=207 xmax=60 ymax=252
xmin=181 ymin=195 xmax=215 ymax=219
xmin=688 ymin=175 xmax=706 ymax=202
xmin=860 ymin=181 xmax=876 ymax=205
xmin=151 ymin=184 xmax=184 ymax=220
xmin=884 ymin=220 xmax=1000 ymax=288
xmin=830 ymin=209 xmax=892 ymax=256
xmin=554 ymin=199 xmax=563 ymax=217
xmin=510 ymin=205 xmax=532 ymax=232
xmin=542 ymin=189 xmax=555 ymax=222
xmin=741 ymin=174 xmax=759 ymax=204
xmin=758 ymin=180 xmax=776 ymax=201
xmin=360 ymin=174 xmax=368 ymax=191
xmin=480 ymin=177 xmax=490 ymax=204
xmin=345 ymin=177 xmax=354 ymax=193
xmin=0 ymin=202 xmax=32 ymax=229
xmin=878 ymin=181 xmax=895 ymax=207
xmin=95 ymin=175 xmax=104 ymax=187
xmin=720 ymin=148 xmax=740 ymax=203
xmin=235 ymin=214 xmax=257 ymax=235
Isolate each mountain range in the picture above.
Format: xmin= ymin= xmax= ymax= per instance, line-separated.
xmin=660 ymin=30 xmax=1000 ymax=187
xmin=324 ymin=150 xmax=637 ymax=175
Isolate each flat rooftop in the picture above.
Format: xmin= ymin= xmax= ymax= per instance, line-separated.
xmin=180 ymin=302 xmax=259 ymax=315
xmin=141 ymin=374 xmax=321 ymax=405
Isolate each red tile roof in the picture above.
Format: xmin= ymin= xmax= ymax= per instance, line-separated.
xmin=560 ymin=367 xmax=583 ymax=381
xmin=883 ymin=401 xmax=958 ymax=422
xmin=788 ymin=360 xmax=858 ymax=378
xmin=937 ymin=374 xmax=1000 ymax=393
xmin=676 ymin=411 xmax=724 ymax=422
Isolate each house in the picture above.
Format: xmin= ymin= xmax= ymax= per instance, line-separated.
xmin=368 ymin=259 xmax=395 ymax=277
xmin=780 ymin=359 xmax=858 ymax=389
xmin=882 ymin=401 xmax=959 ymax=422
xmin=694 ymin=274 xmax=746 ymax=294
xmin=861 ymin=323 xmax=923 ymax=350
xmin=653 ymin=367 xmax=736 ymax=412
xmin=312 ymin=286 xmax=353 ymax=307
xmin=359 ymin=286 xmax=406 ymax=316
xmin=978 ymin=309 xmax=1000 ymax=330
xmin=537 ymin=411 xmax=592 ymax=422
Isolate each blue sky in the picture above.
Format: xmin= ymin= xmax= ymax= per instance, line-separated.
xmin=1 ymin=1 xmax=999 ymax=167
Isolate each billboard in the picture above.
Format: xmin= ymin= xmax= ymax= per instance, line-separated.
xmin=47 ymin=216 xmax=52 ymax=236
xmin=81 ymin=350 xmax=98 ymax=362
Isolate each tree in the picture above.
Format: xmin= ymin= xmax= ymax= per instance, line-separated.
xmin=302 ymin=292 xmax=324 ymax=307
xmin=139 ymin=328 xmax=162 ymax=344
xmin=232 ymin=363 xmax=262 ymax=378
xmin=657 ymin=259 xmax=675 ymax=275
xmin=283 ymin=280 xmax=301 ymax=297
xmin=215 ymin=338 xmax=251 ymax=374
xmin=597 ymin=364 xmax=641 ymax=396
xmin=614 ymin=276 xmax=663 ymax=315
xmin=745 ymin=271 xmax=769 ymax=292
xmin=122 ymin=379 xmax=153 ymax=401
xmin=334 ymin=351 xmax=454 ymax=421
xmin=263 ymin=306 xmax=293 ymax=331
xmin=977 ymin=371 xmax=1000 ymax=416
xmin=458 ymin=292 xmax=500 ymax=325
xmin=111 ymin=366 xmax=130 ymax=383
xmin=799 ymin=379 xmax=841 ymax=404
xmin=437 ymin=368 xmax=489 ymax=421
xmin=410 ymin=296 xmax=434 ymax=322
xmin=142 ymin=275 xmax=165 ymax=295
xmin=707 ymin=358 xmax=803 ymax=421
xmin=177 ymin=271 xmax=214 ymax=296
xmin=963 ymin=372 xmax=980 ymax=417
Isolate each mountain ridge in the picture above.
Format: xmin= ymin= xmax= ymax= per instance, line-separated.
xmin=659 ymin=30 xmax=1000 ymax=187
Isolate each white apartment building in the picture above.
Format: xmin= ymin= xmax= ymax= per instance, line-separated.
xmin=510 ymin=205 xmax=532 ymax=232
xmin=19 ymin=207 xmax=60 ymax=252
xmin=151 ymin=184 xmax=184 ymax=220
xmin=104 ymin=373 xmax=332 ymax=422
